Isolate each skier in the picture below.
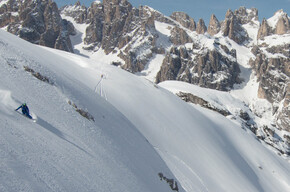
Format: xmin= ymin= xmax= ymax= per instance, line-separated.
xmin=15 ymin=103 xmax=32 ymax=119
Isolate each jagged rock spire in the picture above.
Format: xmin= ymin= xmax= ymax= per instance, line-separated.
xmin=225 ymin=9 xmax=234 ymax=19
xmin=258 ymin=10 xmax=290 ymax=38
xmin=257 ymin=18 xmax=271 ymax=39
xmin=103 ymin=0 xmax=132 ymax=23
xmin=170 ymin=12 xmax=196 ymax=31
xmin=196 ymin=18 xmax=207 ymax=34
xmin=207 ymin=14 xmax=220 ymax=36
xmin=276 ymin=15 xmax=290 ymax=35
xmin=222 ymin=8 xmax=248 ymax=44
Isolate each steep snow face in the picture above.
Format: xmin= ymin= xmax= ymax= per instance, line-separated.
xmin=137 ymin=54 xmax=165 ymax=82
xmin=0 ymin=29 xmax=181 ymax=192
xmin=242 ymin=19 xmax=260 ymax=45
xmin=60 ymin=15 xmax=90 ymax=56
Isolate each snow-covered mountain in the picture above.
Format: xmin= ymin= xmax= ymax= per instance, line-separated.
xmin=0 ymin=0 xmax=290 ymax=191
xmin=1 ymin=25 xmax=290 ymax=192
xmin=59 ymin=0 xmax=290 ymax=154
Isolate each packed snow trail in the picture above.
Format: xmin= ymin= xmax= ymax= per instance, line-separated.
xmin=0 ymin=29 xmax=182 ymax=192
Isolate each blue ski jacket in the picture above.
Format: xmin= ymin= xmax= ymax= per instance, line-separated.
xmin=16 ymin=104 xmax=31 ymax=118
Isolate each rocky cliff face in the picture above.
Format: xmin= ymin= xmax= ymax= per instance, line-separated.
xmin=81 ymin=0 xmax=160 ymax=71
xmin=60 ymin=1 xmax=88 ymax=24
xmin=196 ymin=18 xmax=207 ymax=34
xmin=156 ymin=44 xmax=240 ymax=91
xmin=170 ymin=26 xmax=193 ymax=45
xmin=222 ymin=9 xmax=249 ymax=44
xmin=234 ymin=7 xmax=258 ymax=25
xmin=257 ymin=19 xmax=272 ymax=39
xmin=250 ymin=45 xmax=290 ymax=132
xmin=251 ymin=10 xmax=290 ymax=132
xmin=257 ymin=10 xmax=290 ymax=39
xmin=0 ymin=0 xmax=74 ymax=52
xmin=170 ymin=12 xmax=196 ymax=31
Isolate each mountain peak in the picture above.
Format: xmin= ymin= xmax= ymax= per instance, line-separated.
xmin=257 ymin=18 xmax=271 ymax=39
xmin=170 ymin=12 xmax=196 ymax=31
xmin=268 ymin=9 xmax=289 ymax=29
xmin=274 ymin=9 xmax=287 ymax=16
xmin=196 ymin=18 xmax=207 ymax=34
xmin=225 ymin=9 xmax=234 ymax=19
xmin=256 ymin=9 xmax=290 ymax=37
xmin=234 ymin=6 xmax=259 ymax=24
xmin=208 ymin=14 xmax=220 ymax=36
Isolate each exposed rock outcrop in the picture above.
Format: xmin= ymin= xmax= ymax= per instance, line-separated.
xmin=234 ymin=7 xmax=258 ymax=24
xmin=101 ymin=0 xmax=133 ymax=53
xmin=196 ymin=18 xmax=207 ymax=34
xmin=60 ymin=1 xmax=88 ymax=24
xmin=257 ymin=19 xmax=272 ymax=39
xmin=0 ymin=0 xmax=74 ymax=52
xmin=177 ymin=92 xmax=231 ymax=116
xmin=222 ymin=9 xmax=249 ymax=44
xmin=250 ymin=8 xmax=290 ymax=135
xmin=81 ymin=1 xmax=172 ymax=73
xmin=170 ymin=12 xmax=196 ymax=31
xmin=257 ymin=10 xmax=290 ymax=39
xmin=276 ymin=16 xmax=290 ymax=35
xmin=170 ymin=26 xmax=193 ymax=45
xmin=84 ymin=1 xmax=104 ymax=48
xmin=84 ymin=0 xmax=159 ymax=56
xmin=156 ymin=46 xmax=240 ymax=91
xmin=207 ymin=14 xmax=220 ymax=36
xmin=250 ymin=46 xmax=290 ymax=131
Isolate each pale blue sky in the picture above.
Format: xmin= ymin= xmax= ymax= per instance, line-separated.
xmin=55 ymin=0 xmax=290 ymax=24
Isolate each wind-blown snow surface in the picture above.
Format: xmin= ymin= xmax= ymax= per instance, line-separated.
xmin=0 ymin=30 xmax=180 ymax=192
xmin=1 ymin=29 xmax=290 ymax=192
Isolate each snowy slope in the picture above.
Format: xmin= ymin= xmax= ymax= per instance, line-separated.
xmin=49 ymin=34 xmax=290 ymax=192
xmin=1 ymin=28 xmax=290 ymax=192
xmin=0 ymin=29 xmax=181 ymax=192
xmin=159 ymin=80 xmax=289 ymax=158
xmin=61 ymin=14 xmax=90 ymax=56
xmin=100 ymin=70 xmax=290 ymax=192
